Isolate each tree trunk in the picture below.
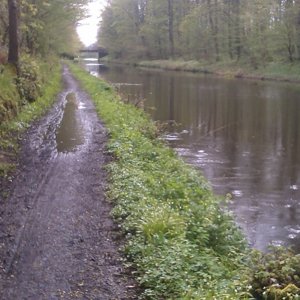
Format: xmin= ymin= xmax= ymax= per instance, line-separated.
xmin=7 ymin=0 xmax=19 ymax=66
xmin=207 ymin=0 xmax=220 ymax=61
xmin=234 ymin=0 xmax=241 ymax=60
xmin=168 ymin=0 xmax=174 ymax=58
xmin=226 ymin=0 xmax=233 ymax=59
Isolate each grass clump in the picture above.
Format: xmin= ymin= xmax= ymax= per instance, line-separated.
xmin=69 ymin=63 xmax=252 ymax=299
xmin=0 ymin=65 xmax=21 ymax=124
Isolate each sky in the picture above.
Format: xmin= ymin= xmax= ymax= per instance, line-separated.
xmin=77 ymin=0 xmax=107 ymax=46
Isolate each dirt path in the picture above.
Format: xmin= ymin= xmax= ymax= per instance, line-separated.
xmin=0 ymin=66 xmax=136 ymax=299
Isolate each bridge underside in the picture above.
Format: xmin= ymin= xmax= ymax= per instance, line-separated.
xmin=79 ymin=48 xmax=108 ymax=61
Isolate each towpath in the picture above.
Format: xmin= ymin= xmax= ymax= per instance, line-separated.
xmin=0 ymin=66 xmax=136 ymax=299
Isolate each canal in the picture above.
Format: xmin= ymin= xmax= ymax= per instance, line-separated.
xmin=84 ymin=59 xmax=300 ymax=252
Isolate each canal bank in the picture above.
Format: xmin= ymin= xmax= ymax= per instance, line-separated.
xmin=84 ymin=61 xmax=300 ymax=253
xmin=138 ymin=60 xmax=300 ymax=83
xmin=1 ymin=60 xmax=300 ymax=299
xmin=70 ymin=63 xmax=300 ymax=299
xmin=102 ymin=58 xmax=300 ymax=83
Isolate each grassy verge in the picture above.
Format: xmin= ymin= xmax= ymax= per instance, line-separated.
xmin=0 ymin=58 xmax=62 ymax=179
xmin=122 ymin=59 xmax=300 ymax=83
xmin=69 ymin=63 xmax=253 ymax=299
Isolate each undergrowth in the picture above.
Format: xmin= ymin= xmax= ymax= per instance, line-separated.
xmin=69 ymin=63 xmax=253 ymax=299
xmin=0 ymin=57 xmax=62 ymax=178
xmin=0 ymin=65 xmax=20 ymax=124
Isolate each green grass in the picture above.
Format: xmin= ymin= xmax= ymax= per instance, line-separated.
xmin=139 ymin=60 xmax=209 ymax=73
xmin=69 ymin=63 xmax=252 ymax=299
xmin=136 ymin=59 xmax=300 ymax=82
xmin=0 ymin=65 xmax=21 ymax=124
xmin=254 ymin=62 xmax=300 ymax=81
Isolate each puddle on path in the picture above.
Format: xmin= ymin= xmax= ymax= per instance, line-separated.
xmin=56 ymin=92 xmax=84 ymax=153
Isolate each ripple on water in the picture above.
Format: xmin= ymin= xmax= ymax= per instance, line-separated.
xmin=290 ymin=185 xmax=299 ymax=190
xmin=176 ymin=147 xmax=191 ymax=156
xmin=232 ymin=190 xmax=244 ymax=197
xmin=78 ymin=102 xmax=86 ymax=110
xmin=163 ymin=133 xmax=182 ymax=141
xmin=270 ymin=240 xmax=285 ymax=247
xmin=285 ymin=225 xmax=300 ymax=234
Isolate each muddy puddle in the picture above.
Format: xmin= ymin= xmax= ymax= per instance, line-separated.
xmin=56 ymin=92 xmax=84 ymax=153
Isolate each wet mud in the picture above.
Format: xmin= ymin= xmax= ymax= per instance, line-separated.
xmin=0 ymin=66 xmax=137 ymax=299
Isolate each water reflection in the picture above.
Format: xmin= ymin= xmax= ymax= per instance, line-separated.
xmin=56 ymin=93 xmax=84 ymax=153
xmin=85 ymin=62 xmax=300 ymax=252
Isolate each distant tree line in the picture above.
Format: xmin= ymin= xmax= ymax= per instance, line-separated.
xmin=0 ymin=0 xmax=88 ymax=64
xmin=99 ymin=0 xmax=300 ymax=67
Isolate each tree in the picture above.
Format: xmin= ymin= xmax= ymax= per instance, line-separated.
xmin=99 ymin=0 xmax=300 ymax=65
xmin=167 ymin=0 xmax=174 ymax=57
xmin=18 ymin=0 xmax=88 ymax=56
xmin=0 ymin=0 xmax=8 ymax=47
xmin=7 ymin=0 xmax=19 ymax=65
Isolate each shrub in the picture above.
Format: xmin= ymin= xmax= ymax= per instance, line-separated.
xmin=16 ymin=55 xmax=42 ymax=103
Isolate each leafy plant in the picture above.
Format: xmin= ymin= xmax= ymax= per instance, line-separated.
xmin=16 ymin=55 xmax=42 ymax=103
xmin=249 ymin=247 xmax=300 ymax=299
xmin=0 ymin=59 xmax=61 ymax=179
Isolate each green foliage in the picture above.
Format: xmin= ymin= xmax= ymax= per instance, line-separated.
xmin=69 ymin=63 xmax=252 ymax=299
xmin=16 ymin=55 xmax=41 ymax=103
xmin=0 ymin=59 xmax=61 ymax=177
xmin=100 ymin=0 xmax=300 ymax=67
xmin=249 ymin=247 xmax=300 ymax=299
xmin=0 ymin=65 xmax=20 ymax=124
xmin=0 ymin=161 xmax=15 ymax=177
xmin=139 ymin=60 xmax=210 ymax=73
xmin=1 ymin=0 xmax=87 ymax=58
xmin=5 ymin=60 xmax=61 ymax=131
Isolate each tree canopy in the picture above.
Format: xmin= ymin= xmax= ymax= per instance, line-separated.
xmin=0 ymin=0 xmax=89 ymax=59
xmin=99 ymin=0 xmax=300 ymax=66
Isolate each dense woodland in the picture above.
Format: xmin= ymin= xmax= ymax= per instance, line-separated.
xmin=100 ymin=0 xmax=300 ymax=67
xmin=0 ymin=0 xmax=87 ymax=62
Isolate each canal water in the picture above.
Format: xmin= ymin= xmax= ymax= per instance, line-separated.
xmin=84 ymin=59 xmax=300 ymax=252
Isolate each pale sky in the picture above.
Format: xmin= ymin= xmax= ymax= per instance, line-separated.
xmin=77 ymin=0 xmax=107 ymax=46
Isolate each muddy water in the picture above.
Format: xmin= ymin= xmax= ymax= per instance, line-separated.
xmin=84 ymin=61 xmax=300 ymax=252
xmin=56 ymin=93 xmax=84 ymax=153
